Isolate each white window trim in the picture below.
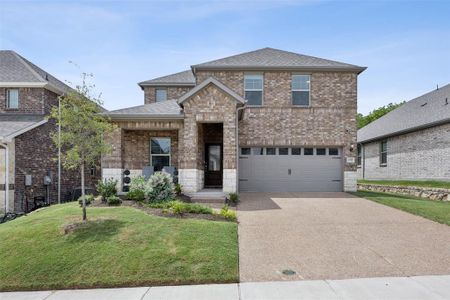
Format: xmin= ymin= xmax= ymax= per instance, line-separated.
xmin=6 ymin=88 xmax=19 ymax=109
xmin=292 ymin=74 xmax=311 ymax=107
xmin=155 ymin=88 xmax=167 ymax=102
xmin=150 ymin=137 xmax=171 ymax=168
xmin=244 ymin=73 xmax=264 ymax=106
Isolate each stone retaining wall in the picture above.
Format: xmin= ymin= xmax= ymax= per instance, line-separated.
xmin=358 ymin=183 xmax=450 ymax=201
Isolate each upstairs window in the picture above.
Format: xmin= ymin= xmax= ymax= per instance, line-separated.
xmin=155 ymin=88 xmax=167 ymax=102
xmin=244 ymin=74 xmax=263 ymax=105
xmin=6 ymin=89 xmax=19 ymax=109
xmin=380 ymin=141 xmax=387 ymax=166
xmin=292 ymin=75 xmax=310 ymax=106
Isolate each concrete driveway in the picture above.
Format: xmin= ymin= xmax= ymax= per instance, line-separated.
xmin=238 ymin=192 xmax=450 ymax=282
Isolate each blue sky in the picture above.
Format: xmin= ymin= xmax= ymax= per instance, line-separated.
xmin=1 ymin=0 xmax=449 ymax=114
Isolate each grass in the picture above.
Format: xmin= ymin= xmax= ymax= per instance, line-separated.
xmin=0 ymin=202 xmax=238 ymax=291
xmin=354 ymin=190 xmax=450 ymax=226
xmin=358 ymin=179 xmax=450 ymax=189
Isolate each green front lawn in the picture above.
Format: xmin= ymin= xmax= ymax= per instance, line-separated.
xmin=358 ymin=179 xmax=450 ymax=189
xmin=0 ymin=202 xmax=238 ymax=291
xmin=354 ymin=190 xmax=450 ymax=226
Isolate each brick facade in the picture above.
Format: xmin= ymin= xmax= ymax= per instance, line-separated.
xmin=143 ymin=86 xmax=192 ymax=104
xmin=358 ymin=122 xmax=450 ymax=180
xmin=195 ymin=71 xmax=358 ymax=172
xmin=14 ymin=120 xmax=99 ymax=211
xmin=105 ymin=69 xmax=359 ymax=193
xmin=0 ymin=87 xmax=100 ymax=212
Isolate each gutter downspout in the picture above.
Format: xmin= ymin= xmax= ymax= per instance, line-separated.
xmin=0 ymin=142 xmax=9 ymax=213
xmin=235 ymin=104 xmax=246 ymax=193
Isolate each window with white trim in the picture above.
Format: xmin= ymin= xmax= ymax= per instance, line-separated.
xmin=6 ymin=89 xmax=19 ymax=109
xmin=155 ymin=88 xmax=167 ymax=102
xmin=150 ymin=138 xmax=171 ymax=171
xmin=244 ymin=74 xmax=263 ymax=105
xmin=292 ymin=75 xmax=310 ymax=106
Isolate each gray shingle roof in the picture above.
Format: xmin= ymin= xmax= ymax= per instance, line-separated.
xmin=0 ymin=50 xmax=72 ymax=94
xmin=358 ymin=84 xmax=450 ymax=143
xmin=192 ymin=47 xmax=366 ymax=73
xmin=139 ymin=70 xmax=195 ymax=87
xmin=0 ymin=114 xmax=47 ymax=141
xmin=105 ymin=100 xmax=183 ymax=119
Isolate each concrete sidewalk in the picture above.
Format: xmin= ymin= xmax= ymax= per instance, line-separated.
xmin=2 ymin=275 xmax=450 ymax=300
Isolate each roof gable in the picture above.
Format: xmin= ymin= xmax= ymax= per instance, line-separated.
xmin=178 ymin=77 xmax=246 ymax=105
xmin=192 ymin=47 xmax=366 ymax=73
xmin=358 ymin=84 xmax=450 ymax=143
xmin=0 ymin=50 xmax=72 ymax=94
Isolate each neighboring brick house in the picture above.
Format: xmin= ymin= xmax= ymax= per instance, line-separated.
xmin=0 ymin=50 xmax=100 ymax=213
xmin=102 ymin=48 xmax=366 ymax=194
xmin=357 ymin=84 xmax=450 ymax=181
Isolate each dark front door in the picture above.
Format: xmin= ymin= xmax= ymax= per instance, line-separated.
xmin=205 ymin=144 xmax=222 ymax=187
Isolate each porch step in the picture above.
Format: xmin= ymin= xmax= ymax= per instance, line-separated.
xmin=186 ymin=189 xmax=227 ymax=204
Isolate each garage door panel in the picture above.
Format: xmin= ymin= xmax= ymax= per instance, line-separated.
xmin=239 ymin=147 xmax=343 ymax=192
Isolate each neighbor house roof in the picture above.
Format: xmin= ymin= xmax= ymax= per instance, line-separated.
xmin=191 ymin=47 xmax=366 ymax=73
xmin=178 ymin=77 xmax=246 ymax=105
xmin=105 ymin=100 xmax=183 ymax=119
xmin=138 ymin=70 xmax=195 ymax=87
xmin=358 ymin=84 xmax=450 ymax=143
xmin=0 ymin=50 xmax=72 ymax=95
xmin=0 ymin=114 xmax=47 ymax=142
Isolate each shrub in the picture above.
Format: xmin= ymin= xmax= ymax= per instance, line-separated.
xmin=219 ymin=205 xmax=237 ymax=221
xmin=146 ymin=172 xmax=175 ymax=203
xmin=228 ymin=193 xmax=239 ymax=204
xmin=175 ymin=183 xmax=183 ymax=196
xmin=96 ymin=178 xmax=118 ymax=202
xmin=127 ymin=176 xmax=147 ymax=201
xmin=106 ymin=195 xmax=122 ymax=206
xmin=78 ymin=194 xmax=94 ymax=207
xmin=148 ymin=200 xmax=213 ymax=215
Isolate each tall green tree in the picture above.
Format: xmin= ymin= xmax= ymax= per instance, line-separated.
xmin=49 ymin=73 xmax=115 ymax=221
xmin=357 ymin=102 xmax=405 ymax=129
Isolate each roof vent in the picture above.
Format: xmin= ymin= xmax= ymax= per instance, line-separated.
xmin=421 ymin=102 xmax=427 ymax=107
xmin=446 ymin=98 xmax=448 ymax=105
xmin=45 ymin=73 xmax=48 ymax=80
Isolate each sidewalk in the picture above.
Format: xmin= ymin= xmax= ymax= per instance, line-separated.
xmin=2 ymin=275 xmax=450 ymax=300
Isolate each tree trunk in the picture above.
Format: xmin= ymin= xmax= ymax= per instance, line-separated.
xmin=81 ymin=160 xmax=86 ymax=221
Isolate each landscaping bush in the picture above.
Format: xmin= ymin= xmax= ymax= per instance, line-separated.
xmin=228 ymin=193 xmax=239 ymax=205
xmin=219 ymin=205 xmax=237 ymax=221
xmin=148 ymin=200 xmax=213 ymax=215
xmin=78 ymin=194 xmax=95 ymax=207
xmin=106 ymin=195 xmax=122 ymax=206
xmin=175 ymin=183 xmax=183 ymax=196
xmin=127 ymin=176 xmax=147 ymax=201
xmin=146 ymin=172 xmax=175 ymax=203
xmin=96 ymin=178 xmax=118 ymax=202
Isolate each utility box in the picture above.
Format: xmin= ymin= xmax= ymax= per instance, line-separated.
xmin=44 ymin=176 xmax=52 ymax=185
xmin=25 ymin=175 xmax=32 ymax=186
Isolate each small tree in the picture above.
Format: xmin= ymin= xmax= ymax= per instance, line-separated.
xmin=49 ymin=73 xmax=115 ymax=221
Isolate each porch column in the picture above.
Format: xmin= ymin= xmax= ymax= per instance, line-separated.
xmin=178 ymin=119 xmax=203 ymax=193
xmin=222 ymin=116 xmax=237 ymax=193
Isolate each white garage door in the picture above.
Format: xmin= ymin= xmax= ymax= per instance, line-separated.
xmin=239 ymin=147 xmax=343 ymax=192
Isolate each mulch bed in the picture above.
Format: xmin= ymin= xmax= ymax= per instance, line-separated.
xmin=90 ymin=199 xmax=231 ymax=222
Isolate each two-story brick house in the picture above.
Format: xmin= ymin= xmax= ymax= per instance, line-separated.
xmin=102 ymin=48 xmax=366 ymax=194
xmin=0 ymin=50 xmax=100 ymax=213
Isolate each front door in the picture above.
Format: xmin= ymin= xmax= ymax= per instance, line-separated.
xmin=205 ymin=144 xmax=222 ymax=187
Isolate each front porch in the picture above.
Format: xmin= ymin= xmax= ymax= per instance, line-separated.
xmin=102 ymin=119 xmax=238 ymax=195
